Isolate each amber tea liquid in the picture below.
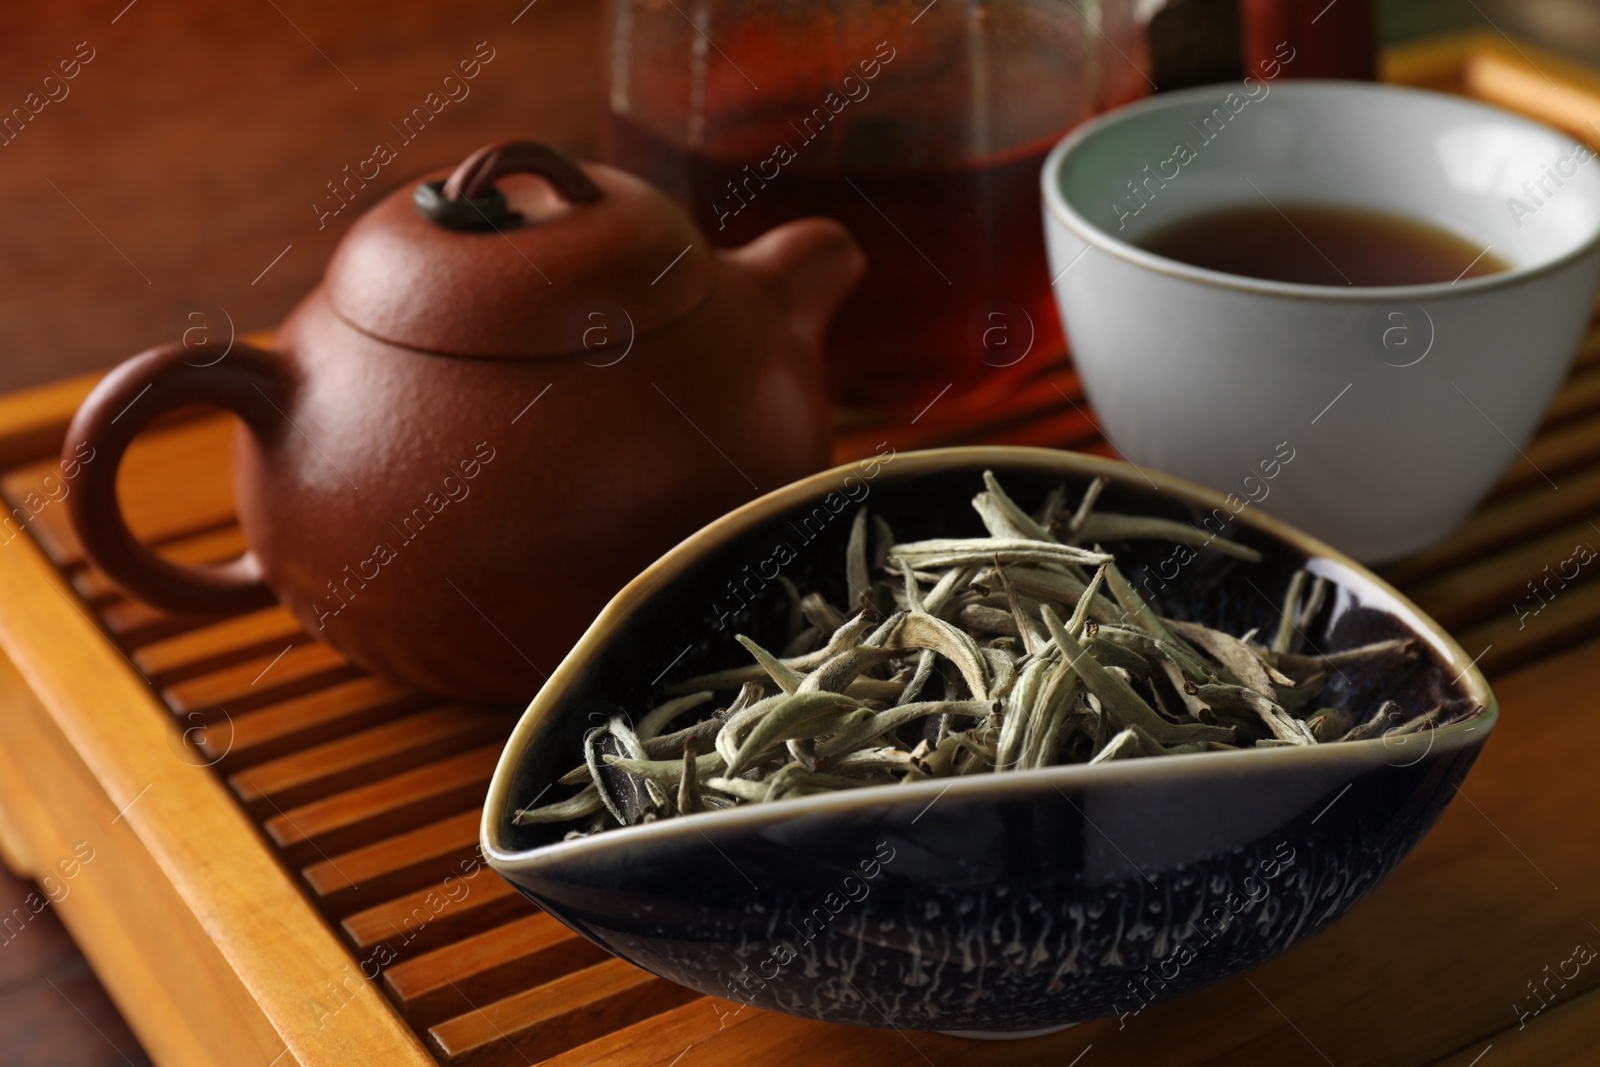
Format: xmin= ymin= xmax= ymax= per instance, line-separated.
xmin=1136 ymin=204 xmax=1508 ymax=287
xmin=609 ymin=116 xmax=1066 ymax=411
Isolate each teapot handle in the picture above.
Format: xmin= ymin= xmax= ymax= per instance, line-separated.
xmin=416 ymin=141 xmax=601 ymax=230
xmin=61 ymin=340 xmax=284 ymax=615
xmin=443 ymin=141 xmax=601 ymax=204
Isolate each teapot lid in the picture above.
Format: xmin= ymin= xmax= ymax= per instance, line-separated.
xmin=325 ymin=141 xmax=715 ymax=359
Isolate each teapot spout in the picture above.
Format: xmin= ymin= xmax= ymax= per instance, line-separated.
xmin=724 ymin=218 xmax=866 ymax=352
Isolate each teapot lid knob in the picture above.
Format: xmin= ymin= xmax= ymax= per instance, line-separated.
xmin=414 ymin=140 xmax=602 ymax=230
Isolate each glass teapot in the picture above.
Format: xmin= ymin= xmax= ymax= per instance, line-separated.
xmin=605 ymin=0 xmax=1162 ymax=412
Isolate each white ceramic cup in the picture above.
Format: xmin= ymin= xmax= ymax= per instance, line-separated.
xmin=1042 ymin=80 xmax=1600 ymax=562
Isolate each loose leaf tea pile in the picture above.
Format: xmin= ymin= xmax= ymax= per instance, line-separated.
xmin=517 ymin=472 xmax=1447 ymax=835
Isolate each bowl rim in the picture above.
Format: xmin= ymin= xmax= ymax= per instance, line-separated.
xmin=482 ymin=446 xmax=1497 ymax=872
xmin=1040 ymin=79 xmax=1600 ymax=302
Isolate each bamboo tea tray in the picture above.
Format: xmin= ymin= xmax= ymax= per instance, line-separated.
xmin=3 ymin=30 xmax=1600 ymax=1067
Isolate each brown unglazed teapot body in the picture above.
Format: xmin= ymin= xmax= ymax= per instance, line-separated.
xmin=64 ymin=142 xmax=865 ymax=700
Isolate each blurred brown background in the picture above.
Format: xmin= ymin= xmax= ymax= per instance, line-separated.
xmin=0 ymin=0 xmax=603 ymax=392
xmin=4 ymin=0 xmax=1600 ymax=394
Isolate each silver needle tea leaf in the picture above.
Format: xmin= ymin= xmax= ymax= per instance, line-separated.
xmin=526 ymin=470 xmax=1434 ymax=836
xmin=1076 ymin=513 xmax=1262 ymax=562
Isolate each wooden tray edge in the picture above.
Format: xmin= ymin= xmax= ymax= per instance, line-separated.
xmin=0 ymin=530 xmax=437 ymax=1067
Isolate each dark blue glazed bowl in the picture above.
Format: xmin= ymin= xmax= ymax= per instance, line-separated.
xmin=482 ymin=447 xmax=1494 ymax=1035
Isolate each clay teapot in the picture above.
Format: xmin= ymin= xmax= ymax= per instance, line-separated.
xmin=64 ymin=140 xmax=865 ymax=700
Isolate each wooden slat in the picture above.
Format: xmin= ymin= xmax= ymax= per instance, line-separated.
xmin=537 ymin=996 xmax=754 ymax=1067
xmin=834 ymin=358 xmax=1092 ymax=460
xmin=0 ymin=372 xmax=98 ymax=469
xmin=98 ymin=598 xmax=223 ymax=646
xmin=383 ymin=913 xmax=610 ymax=1030
xmin=1464 ymin=47 xmax=1600 ymax=147
xmin=71 ymin=526 xmax=249 ymax=604
xmin=1379 ymin=28 xmax=1487 ymax=89
xmin=1403 ymin=511 xmax=1600 ymax=629
xmin=1542 ymin=363 xmax=1600 ymax=428
xmin=163 ymin=641 xmax=357 ymax=719
xmin=302 ymin=811 xmax=482 ymax=916
xmin=230 ymin=705 xmax=512 ymax=816
xmin=1456 ymin=577 xmax=1600 ymax=676
xmin=1383 ymin=465 xmax=1600 ymax=586
xmin=426 ymin=958 xmax=700 ymax=1067
xmin=132 ymin=606 xmax=309 ymax=682
xmin=1493 ymin=414 xmax=1600 ymax=498
xmin=340 ymin=865 xmax=528 ymax=959
xmin=2 ymin=415 xmax=236 ymax=567
xmin=1570 ymin=326 xmax=1600 ymax=373
xmin=263 ymin=745 xmax=501 ymax=867
xmin=198 ymin=675 xmax=435 ymax=771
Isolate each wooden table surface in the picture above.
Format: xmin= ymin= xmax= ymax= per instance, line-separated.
xmin=0 ymin=862 xmax=152 ymax=1067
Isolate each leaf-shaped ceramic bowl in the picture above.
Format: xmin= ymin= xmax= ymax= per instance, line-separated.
xmin=481 ymin=447 xmax=1494 ymax=1035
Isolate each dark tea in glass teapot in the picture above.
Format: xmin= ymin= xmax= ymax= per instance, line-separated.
xmin=605 ymin=0 xmax=1154 ymax=412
